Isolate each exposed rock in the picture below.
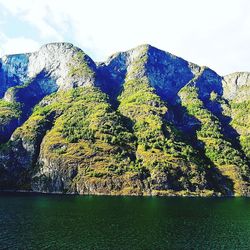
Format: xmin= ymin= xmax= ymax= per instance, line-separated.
xmin=0 ymin=43 xmax=97 ymax=142
xmin=223 ymin=72 xmax=250 ymax=101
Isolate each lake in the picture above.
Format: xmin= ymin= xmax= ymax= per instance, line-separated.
xmin=0 ymin=193 xmax=250 ymax=249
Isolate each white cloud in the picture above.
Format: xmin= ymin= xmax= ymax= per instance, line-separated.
xmin=0 ymin=0 xmax=249 ymax=75
xmin=0 ymin=0 xmax=64 ymax=40
xmin=0 ymin=35 xmax=40 ymax=56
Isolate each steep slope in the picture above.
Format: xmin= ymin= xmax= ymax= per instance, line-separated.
xmin=0 ymin=43 xmax=249 ymax=196
xmin=222 ymin=73 xmax=250 ymax=159
xmin=0 ymin=43 xmax=96 ymax=143
xmin=13 ymin=87 xmax=136 ymax=194
xmin=98 ymin=44 xmax=196 ymax=102
xmin=179 ymin=84 xmax=249 ymax=195
xmin=98 ymin=44 xmax=250 ymax=195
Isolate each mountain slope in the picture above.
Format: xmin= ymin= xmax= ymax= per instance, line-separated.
xmin=0 ymin=43 xmax=96 ymax=143
xmin=0 ymin=43 xmax=249 ymax=196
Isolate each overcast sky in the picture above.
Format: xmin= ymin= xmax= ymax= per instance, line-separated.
xmin=0 ymin=0 xmax=249 ymax=75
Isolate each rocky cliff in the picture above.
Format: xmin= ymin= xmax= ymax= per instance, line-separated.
xmin=0 ymin=43 xmax=249 ymax=196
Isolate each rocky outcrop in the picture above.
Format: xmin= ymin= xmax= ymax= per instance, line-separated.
xmin=222 ymin=72 xmax=250 ymax=101
xmin=0 ymin=43 xmax=96 ymax=98
xmin=27 ymin=43 xmax=96 ymax=91
xmin=0 ymin=43 xmax=97 ymax=142
xmin=98 ymin=44 xmax=196 ymax=102
xmin=0 ymin=54 xmax=30 ymax=97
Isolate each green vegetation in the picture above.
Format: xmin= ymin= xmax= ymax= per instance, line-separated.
xmin=7 ymin=80 xmax=31 ymax=93
xmin=230 ymin=100 xmax=250 ymax=159
xmin=118 ymin=76 xmax=214 ymax=194
xmin=0 ymin=99 xmax=21 ymax=125
xmin=15 ymin=86 xmax=136 ymax=182
xmin=179 ymin=85 xmax=249 ymax=195
xmin=9 ymin=82 xmax=216 ymax=195
xmin=68 ymin=51 xmax=95 ymax=78
xmin=209 ymin=91 xmax=218 ymax=101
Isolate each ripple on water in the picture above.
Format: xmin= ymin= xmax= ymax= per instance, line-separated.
xmin=0 ymin=194 xmax=250 ymax=249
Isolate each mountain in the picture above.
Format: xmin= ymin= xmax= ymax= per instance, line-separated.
xmin=0 ymin=42 xmax=249 ymax=196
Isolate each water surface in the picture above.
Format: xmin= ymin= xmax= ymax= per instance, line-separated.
xmin=0 ymin=193 xmax=250 ymax=249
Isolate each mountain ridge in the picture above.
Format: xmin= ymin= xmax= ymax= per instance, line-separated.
xmin=0 ymin=43 xmax=249 ymax=196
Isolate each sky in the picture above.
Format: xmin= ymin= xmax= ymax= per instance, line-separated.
xmin=0 ymin=0 xmax=249 ymax=75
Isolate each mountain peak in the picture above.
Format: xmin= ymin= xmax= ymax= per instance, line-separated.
xmin=99 ymin=43 xmax=200 ymax=102
xmin=39 ymin=42 xmax=74 ymax=50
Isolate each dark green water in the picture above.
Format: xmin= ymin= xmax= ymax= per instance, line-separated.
xmin=0 ymin=193 xmax=250 ymax=249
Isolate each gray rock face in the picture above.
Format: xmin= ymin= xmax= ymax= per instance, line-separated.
xmin=0 ymin=43 xmax=97 ymax=142
xmin=0 ymin=54 xmax=30 ymax=97
xmin=0 ymin=42 xmax=96 ymax=100
xmin=223 ymin=72 xmax=250 ymax=101
xmin=98 ymin=44 xmax=225 ymax=104
xmin=28 ymin=43 xmax=96 ymax=91
xmin=1 ymin=43 xmax=249 ymax=106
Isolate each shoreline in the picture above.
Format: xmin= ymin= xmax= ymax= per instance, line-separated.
xmin=0 ymin=189 xmax=246 ymax=198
